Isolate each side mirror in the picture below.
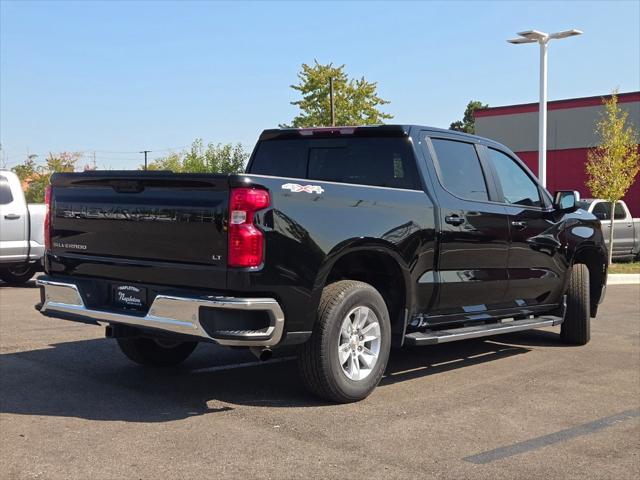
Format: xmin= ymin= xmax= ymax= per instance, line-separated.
xmin=553 ymin=190 xmax=580 ymax=212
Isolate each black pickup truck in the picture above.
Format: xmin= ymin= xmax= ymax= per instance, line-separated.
xmin=36 ymin=125 xmax=608 ymax=403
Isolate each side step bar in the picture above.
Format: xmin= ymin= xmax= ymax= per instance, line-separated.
xmin=404 ymin=316 xmax=564 ymax=346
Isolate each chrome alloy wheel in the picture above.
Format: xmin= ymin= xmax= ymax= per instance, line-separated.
xmin=8 ymin=264 xmax=32 ymax=276
xmin=338 ymin=306 xmax=381 ymax=381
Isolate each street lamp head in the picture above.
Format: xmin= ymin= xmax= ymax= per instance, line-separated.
xmin=516 ymin=30 xmax=549 ymax=41
xmin=507 ymin=37 xmax=538 ymax=44
xmin=508 ymin=28 xmax=583 ymax=45
xmin=548 ymin=29 xmax=583 ymax=40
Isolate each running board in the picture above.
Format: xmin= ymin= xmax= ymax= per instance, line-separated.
xmin=404 ymin=316 xmax=564 ymax=346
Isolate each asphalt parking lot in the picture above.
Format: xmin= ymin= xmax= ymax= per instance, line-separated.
xmin=0 ymin=281 xmax=638 ymax=479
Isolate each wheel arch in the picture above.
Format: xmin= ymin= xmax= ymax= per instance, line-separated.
xmin=311 ymin=240 xmax=413 ymax=347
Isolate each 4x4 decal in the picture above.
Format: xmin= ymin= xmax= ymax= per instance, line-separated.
xmin=281 ymin=183 xmax=325 ymax=194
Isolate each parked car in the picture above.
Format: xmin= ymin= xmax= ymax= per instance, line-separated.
xmin=0 ymin=171 xmax=45 ymax=284
xmin=577 ymin=199 xmax=640 ymax=260
xmin=35 ymin=125 xmax=608 ymax=403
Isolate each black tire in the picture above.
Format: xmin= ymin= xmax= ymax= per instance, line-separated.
xmin=116 ymin=337 xmax=198 ymax=367
xmin=298 ymin=280 xmax=391 ymax=403
xmin=0 ymin=263 xmax=38 ymax=285
xmin=560 ymin=263 xmax=590 ymax=345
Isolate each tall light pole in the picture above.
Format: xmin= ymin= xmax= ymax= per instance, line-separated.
xmin=508 ymin=29 xmax=582 ymax=187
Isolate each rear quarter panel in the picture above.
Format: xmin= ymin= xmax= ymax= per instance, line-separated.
xmin=27 ymin=203 xmax=46 ymax=259
xmin=229 ymin=174 xmax=436 ymax=333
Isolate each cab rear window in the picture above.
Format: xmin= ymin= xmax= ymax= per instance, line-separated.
xmin=249 ymin=137 xmax=420 ymax=190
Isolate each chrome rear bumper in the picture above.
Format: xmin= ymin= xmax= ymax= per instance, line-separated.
xmin=36 ymin=277 xmax=285 ymax=347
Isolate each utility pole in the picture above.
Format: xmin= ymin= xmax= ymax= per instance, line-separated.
xmin=140 ymin=150 xmax=151 ymax=170
xmin=329 ymin=77 xmax=335 ymax=127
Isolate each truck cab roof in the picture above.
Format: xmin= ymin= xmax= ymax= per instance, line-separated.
xmin=259 ymin=124 xmax=507 ymax=149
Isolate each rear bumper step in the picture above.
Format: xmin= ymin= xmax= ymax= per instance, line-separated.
xmin=404 ymin=316 xmax=564 ymax=346
xmin=36 ymin=277 xmax=285 ymax=347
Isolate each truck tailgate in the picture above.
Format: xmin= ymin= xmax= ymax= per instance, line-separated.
xmin=49 ymin=172 xmax=229 ymax=288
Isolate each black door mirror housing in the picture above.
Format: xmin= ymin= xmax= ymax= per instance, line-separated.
xmin=553 ymin=190 xmax=580 ymax=212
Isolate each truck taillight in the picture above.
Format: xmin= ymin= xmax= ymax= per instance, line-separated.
xmin=228 ymin=187 xmax=270 ymax=267
xmin=44 ymin=185 xmax=52 ymax=251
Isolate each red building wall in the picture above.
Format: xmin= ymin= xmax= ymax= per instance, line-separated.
xmin=475 ymin=92 xmax=640 ymax=218
xmin=516 ymin=148 xmax=639 ymax=217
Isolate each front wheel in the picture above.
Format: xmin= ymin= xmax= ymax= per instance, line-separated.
xmin=116 ymin=337 xmax=198 ymax=367
xmin=298 ymin=280 xmax=391 ymax=403
xmin=560 ymin=263 xmax=591 ymax=345
xmin=0 ymin=263 xmax=39 ymax=285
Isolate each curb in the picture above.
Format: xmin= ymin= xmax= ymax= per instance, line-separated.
xmin=607 ymin=274 xmax=640 ymax=285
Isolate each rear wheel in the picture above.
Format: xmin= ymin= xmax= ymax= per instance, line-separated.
xmin=298 ymin=280 xmax=391 ymax=403
xmin=560 ymin=263 xmax=591 ymax=345
xmin=0 ymin=263 xmax=38 ymax=285
xmin=116 ymin=337 xmax=198 ymax=366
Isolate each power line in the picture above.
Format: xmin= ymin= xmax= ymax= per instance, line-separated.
xmin=0 ymin=144 xmax=190 ymax=160
xmin=92 ymin=145 xmax=190 ymax=154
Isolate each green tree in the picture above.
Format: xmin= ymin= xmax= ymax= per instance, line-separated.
xmin=585 ymin=92 xmax=640 ymax=265
xmin=46 ymin=151 xmax=79 ymax=173
xmin=11 ymin=155 xmax=39 ymax=186
xmin=450 ymin=100 xmax=489 ymax=134
xmin=146 ymin=139 xmax=248 ymax=173
xmin=285 ymin=61 xmax=392 ymax=127
xmin=11 ymin=152 xmax=81 ymax=202
xmin=146 ymin=152 xmax=183 ymax=172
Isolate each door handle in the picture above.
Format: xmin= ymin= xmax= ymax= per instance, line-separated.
xmin=445 ymin=215 xmax=465 ymax=226
xmin=511 ymin=220 xmax=527 ymax=230
xmin=4 ymin=213 xmax=21 ymax=220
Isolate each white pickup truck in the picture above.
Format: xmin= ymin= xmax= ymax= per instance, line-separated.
xmin=0 ymin=171 xmax=46 ymax=284
xmin=578 ymin=198 xmax=640 ymax=260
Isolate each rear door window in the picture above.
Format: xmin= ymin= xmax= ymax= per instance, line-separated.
xmin=430 ymin=138 xmax=489 ymax=201
xmin=0 ymin=176 xmax=14 ymax=205
xmin=614 ymin=202 xmax=627 ymax=220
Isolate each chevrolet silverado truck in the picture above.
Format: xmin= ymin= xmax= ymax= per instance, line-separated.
xmin=0 ymin=171 xmax=45 ymax=284
xmin=577 ymin=199 xmax=639 ymax=260
xmin=36 ymin=125 xmax=608 ymax=403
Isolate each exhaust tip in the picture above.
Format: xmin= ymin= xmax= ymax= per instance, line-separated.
xmin=260 ymin=349 xmax=273 ymax=361
xmin=250 ymin=347 xmax=273 ymax=361
xmin=105 ymin=325 xmax=115 ymax=338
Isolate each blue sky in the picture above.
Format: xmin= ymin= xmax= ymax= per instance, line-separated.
xmin=1 ymin=0 xmax=639 ymax=169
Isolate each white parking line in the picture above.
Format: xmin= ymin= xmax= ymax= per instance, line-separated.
xmin=190 ymin=356 xmax=297 ymax=374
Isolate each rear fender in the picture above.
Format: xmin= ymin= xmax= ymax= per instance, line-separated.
xmin=307 ymin=239 xmax=413 ymax=340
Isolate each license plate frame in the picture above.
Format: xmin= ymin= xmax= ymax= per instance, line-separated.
xmin=112 ymin=284 xmax=147 ymax=311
